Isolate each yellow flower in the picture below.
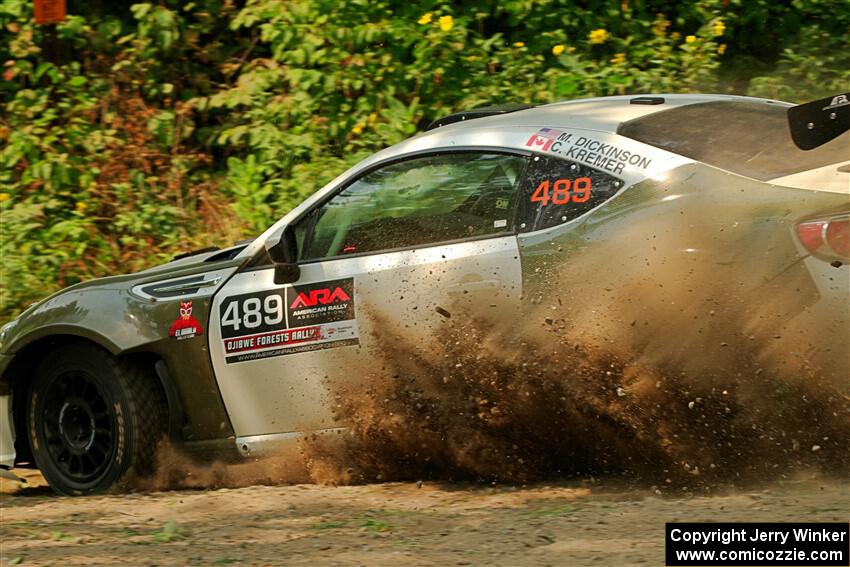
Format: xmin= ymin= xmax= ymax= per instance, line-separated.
xmin=351 ymin=124 xmax=364 ymax=135
xmin=610 ymin=52 xmax=626 ymax=64
xmin=75 ymin=201 xmax=88 ymax=213
xmin=685 ymin=35 xmax=697 ymax=44
xmin=417 ymin=13 xmax=432 ymax=25
xmin=513 ymin=41 xmax=525 ymax=47
xmin=588 ymin=28 xmax=610 ymax=45
xmin=552 ymin=44 xmax=566 ymax=56
xmin=717 ymin=43 xmax=727 ymax=55
xmin=713 ymin=19 xmax=726 ymax=36
xmin=438 ymin=15 xmax=453 ymax=32
xmin=367 ymin=112 xmax=378 ymax=125
xmin=0 ymin=193 xmax=9 ymax=202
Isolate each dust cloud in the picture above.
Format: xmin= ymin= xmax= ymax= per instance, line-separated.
xmin=300 ymin=189 xmax=850 ymax=490
xmin=146 ymin=175 xmax=849 ymax=492
xmin=122 ymin=440 xmax=311 ymax=492
xmin=299 ymin=311 xmax=848 ymax=491
xmin=145 ymin=262 xmax=848 ymax=492
xmin=143 ymin=278 xmax=848 ymax=493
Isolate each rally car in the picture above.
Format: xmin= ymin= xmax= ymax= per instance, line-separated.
xmin=1 ymin=93 xmax=847 ymax=495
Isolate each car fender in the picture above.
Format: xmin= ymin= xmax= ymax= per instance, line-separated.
xmin=0 ymin=263 xmax=243 ymax=443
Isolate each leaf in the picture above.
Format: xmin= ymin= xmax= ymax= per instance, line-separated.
xmin=130 ymin=3 xmax=152 ymax=19
xmin=33 ymin=63 xmax=55 ymax=81
xmin=152 ymin=520 xmax=185 ymax=543
xmin=555 ymin=75 xmax=580 ymax=97
xmin=68 ymin=76 xmax=87 ymax=87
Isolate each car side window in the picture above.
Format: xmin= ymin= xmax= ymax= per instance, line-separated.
xmin=517 ymin=154 xmax=624 ymax=232
xmin=294 ymin=153 xmax=528 ymax=261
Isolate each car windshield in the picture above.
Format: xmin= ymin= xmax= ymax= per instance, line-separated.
xmin=617 ymin=100 xmax=850 ymax=181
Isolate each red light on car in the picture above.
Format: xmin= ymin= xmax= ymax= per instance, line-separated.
xmin=825 ymin=218 xmax=849 ymax=258
xmin=797 ymin=215 xmax=850 ymax=260
xmin=797 ymin=221 xmax=826 ymax=252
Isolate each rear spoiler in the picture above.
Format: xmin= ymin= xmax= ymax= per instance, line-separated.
xmin=788 ymin=92 xmax=850 ymax=150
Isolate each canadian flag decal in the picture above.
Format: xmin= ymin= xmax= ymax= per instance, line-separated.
xmin=525 ymin=127 xmax=564 ymax=151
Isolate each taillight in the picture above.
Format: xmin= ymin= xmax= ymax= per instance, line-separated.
xmin=825 ymin=218 xmax=849 ymax=257
xmin=797 ymin=215 xmax=850 ymax=260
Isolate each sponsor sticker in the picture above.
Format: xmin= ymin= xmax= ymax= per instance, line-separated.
xmin=288 ymin=279 xmax=355 ymax=327
xmin=218 ymin=278 xmax=358 ymax=363
xmin=526 ymin=127 xmax=654 ymax=175
xmin=169 ymin=300 xmax=203 ymax=340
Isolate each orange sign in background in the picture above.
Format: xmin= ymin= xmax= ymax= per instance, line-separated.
xmin=34 ymin=0 xmax=66 ymax=24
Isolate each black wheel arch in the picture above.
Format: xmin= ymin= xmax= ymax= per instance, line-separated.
xmin=1 ymin=334 xmax=183 ymax=467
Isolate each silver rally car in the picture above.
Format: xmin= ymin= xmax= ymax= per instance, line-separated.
xmin=1 ymin=93 xmax=848 ymax=495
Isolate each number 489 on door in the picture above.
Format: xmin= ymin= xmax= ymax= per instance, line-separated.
xmin=531 ymin=178 xmax=592 ymax=206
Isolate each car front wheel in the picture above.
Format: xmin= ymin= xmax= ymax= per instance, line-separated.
xmin=28 ymin=343 xmax=166 ymax=495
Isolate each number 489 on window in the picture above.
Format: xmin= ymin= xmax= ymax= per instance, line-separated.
xmin=531 ymin=178 xmax=592 ymax=206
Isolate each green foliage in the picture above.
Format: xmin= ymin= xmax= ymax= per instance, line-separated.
xmin=152 ymin=519 xmax=187 ymax=543
xmin=1 ymin=0 xmax=847 ymax=320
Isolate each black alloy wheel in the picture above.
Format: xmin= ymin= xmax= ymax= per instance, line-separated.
xmin=29 ymin=343 xmax=166 ymax=495
xmin=38 ymin=369 xmax=115 ymax=484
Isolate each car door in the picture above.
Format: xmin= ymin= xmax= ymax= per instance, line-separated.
xmin=514 ymin=152 xmax=629 ymax=283
xmin=208 ymin=151 xmax=529 ymax=447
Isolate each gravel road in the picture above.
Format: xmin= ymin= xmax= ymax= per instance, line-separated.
xmin=1 ymin=470 xmax=847 ymax=566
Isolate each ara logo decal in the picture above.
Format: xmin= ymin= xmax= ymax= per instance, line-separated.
xmin=290 ymin=287 xmax=351 ymax=309
xmin=169 ymin=299 xmax=203 ymax=340
xmin=288 ymin=278 xmax=356 ymax=326
xmin=525 ymin=127 xmax=564 ymax=151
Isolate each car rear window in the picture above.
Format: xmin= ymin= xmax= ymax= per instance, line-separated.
xmin=617 ymin=101 xmax=850 ymax=181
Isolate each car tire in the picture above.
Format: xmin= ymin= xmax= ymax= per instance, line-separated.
xmin=27 ymin=343 xmax=167 ymax=496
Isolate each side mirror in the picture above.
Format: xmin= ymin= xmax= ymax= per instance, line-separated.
xmin=266 ymin=227 xmax=301 ymax=285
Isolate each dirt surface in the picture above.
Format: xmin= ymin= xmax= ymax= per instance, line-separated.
xmin=1 ymin=470 xmax=847 ymax=566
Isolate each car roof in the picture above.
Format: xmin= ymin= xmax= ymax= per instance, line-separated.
xmin=351 ymin=94 xmax=786 ymax=184
xmin=244 ymin=93 xmax=833 ymax=260
xmin=425 ymin=93 xmax=791 ymax=135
